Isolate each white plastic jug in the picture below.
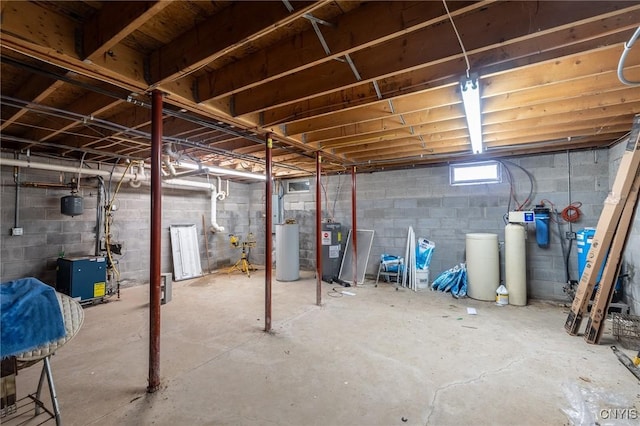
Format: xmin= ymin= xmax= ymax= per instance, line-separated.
xmin=496 ymin=284 xmax=509 ymax=305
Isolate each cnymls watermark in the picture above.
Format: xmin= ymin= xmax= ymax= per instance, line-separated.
xmin=599 ymin=408 xmax=638 ymax=420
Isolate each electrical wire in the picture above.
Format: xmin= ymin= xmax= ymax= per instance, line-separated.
xmin=104 ymin=161 xmax=133 ymax=282
xmin=77 ymin=152 xmax=86 ymax=192
xmin=321 ymin=172 xmax=331 ymax=221
xmin=539 ymin=199 xmax=561 ymax=223
xmin=501 ymin=161 xmax=515 ymax=216
xmin=332 ymin=173 xmax=343 ymax=221
xmin=539 ymin=198 xmax=573 ymax=283
xmin=499 ymin=159 xmax=535 ymax=214
xmin=442 ymin=0 xmax=470 ymax=77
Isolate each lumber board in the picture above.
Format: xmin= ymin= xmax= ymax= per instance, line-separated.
xmin=584 ymin=171 xmax=640 ymax=344
xmin=565 ymin=114 xmax=640 ymax=335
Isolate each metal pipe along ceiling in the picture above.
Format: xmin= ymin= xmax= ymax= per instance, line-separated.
xmin=1 ymin=157 xmax=228 ymax=236
xmin=0 ymin=158 xmax=221 ymax=192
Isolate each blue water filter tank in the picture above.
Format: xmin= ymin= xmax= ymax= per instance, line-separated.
xmin=576 ymin=228 xmax=605 ymax=284
xmin=534 ymin=208 xmax=550 ymax=248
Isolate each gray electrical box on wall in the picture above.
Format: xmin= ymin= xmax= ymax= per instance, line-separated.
xmin=272 ymin=194 xmax=281 ymax=233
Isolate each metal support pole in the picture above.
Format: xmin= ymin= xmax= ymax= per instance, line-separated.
xmin=351 ymin=166 xmax=357 ymax=286
xmin=315 ymin=152 xmax=322 ymax=306
xmin=148 ymin=89 xmax=163 ymax=393
xmin=13 ymin=152 xmax=20 ymax=230
xmin=265 ymin=134 xmax=273 ymax=332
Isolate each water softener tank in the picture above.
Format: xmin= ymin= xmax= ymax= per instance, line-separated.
xmin=275 ymin=222 xmax=300 ymax=281
xmin=466 ymin=233 xmax=499 ymax=301
xmin=505 ymin=223 xmax=527 ymax=306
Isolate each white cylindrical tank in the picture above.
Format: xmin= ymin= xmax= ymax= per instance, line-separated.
xmin=505 ymin=223 xmax=527 ymax=306
xmin=276 ymin=223 xmax=300 ymax=281
xmin=466 ymin=233 xmax=500 ymax=301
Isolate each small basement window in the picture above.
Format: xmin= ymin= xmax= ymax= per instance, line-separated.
xmin=450 ymin=161 xmax=502 ymax=186
xmin=286 ymin=178 xmax=310 ymax=193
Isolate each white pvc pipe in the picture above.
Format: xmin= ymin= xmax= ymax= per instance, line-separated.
xmin=210 ymin=189 xmax=225 ymax=233
xmin=0 ymin=157 xmax=138 ymax=180
xmin=216 ymin=176 xmax=226 ymax=200
xmin=161 ymin=179 xmax=225 ymax=231
xmin=163 ymin=178 xmax=213 ymax=190
xmin=2 ymin=157 xmax=227 ymax=231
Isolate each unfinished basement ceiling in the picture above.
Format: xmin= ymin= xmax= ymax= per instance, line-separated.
xmin=1 ymin=1 xmax=639 ymax=179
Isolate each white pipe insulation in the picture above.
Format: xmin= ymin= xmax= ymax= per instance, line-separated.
xmin=1 ymin=157 xmax=226 ymax=232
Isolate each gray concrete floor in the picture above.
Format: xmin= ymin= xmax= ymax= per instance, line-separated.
xmin=6 ymin=269 xmax=640 ymax=426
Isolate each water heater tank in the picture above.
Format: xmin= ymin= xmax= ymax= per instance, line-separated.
xmin=505 ymin=223 xmax=527 ymax=306
xmin=61 ymin=194 xmax=83 ymax=217
xmin=466 ymin=233 xmax=499 ymax=301
xmin=275 ymin=223 xmax=300 ymax=281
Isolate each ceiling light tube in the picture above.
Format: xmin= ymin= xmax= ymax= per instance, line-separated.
xmin=460 ymin=73 xmax=483 ymax=154
xmin=178 ymin=161 xmax=266 ymax=181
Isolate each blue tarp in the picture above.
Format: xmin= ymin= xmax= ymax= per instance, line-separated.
xmin=1 ymin=277 xmax=65 ymax=359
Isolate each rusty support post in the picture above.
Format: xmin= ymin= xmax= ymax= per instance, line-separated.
xmin=148 ymin=90 xmax=162 ymax=393
xmin=265 ymin=134 xmax=273 ymax=332
xmin=351 ymin=166 xmax=357 ymax=286
xmin=315 ymin=152 xmax=322 ymax=306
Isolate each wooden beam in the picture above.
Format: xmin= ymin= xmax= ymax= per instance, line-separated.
xmin=484 ymin=69 xmax=640 ymax=112
xmin=484 ymin=108 xmax=639 ymax=137
xmin=305 ymin=96 xmax=640 ymax=148
xmin=230 ymin=1 xmax=637 ymax=115
xmin=148 ymin=1 xmax=328 ymax=85
xmin=83 ymin=1 xmax=171 ymax=60
xmin=484 ymin=123 xmax=632 ymax=147
xmin=283 ymin=51 xmax=640 ymax=137
xmin=1 ymin=33 xmax=147 ymax=94
xmin=261 ymin=8 xmax=640 ymax=126
xmin=0 ymin=78 xmax=62 ymax=131
xmin=28 ymin=97 xmax=124 ymax=142
xmin=198 ymin=1 xmax=478 ymax=99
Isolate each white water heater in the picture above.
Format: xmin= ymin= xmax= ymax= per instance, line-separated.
xmin=505 ymin=223 xmax=527 ymax=306
xmin=275 ymin=223 xmax=300 ymax=281
xmin=466 ymin=233 xmax=499 ymax=301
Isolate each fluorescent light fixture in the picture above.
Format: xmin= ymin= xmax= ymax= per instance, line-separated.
xmin=460 ymin=73 xmax=483 ymax=154
xmin=178 ymin=162 xmax=266 ymax=181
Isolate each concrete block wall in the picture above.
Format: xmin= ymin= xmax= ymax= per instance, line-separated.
xmin=0 ymin=154 xmax=252 ymax=286
xmin=273 ymin=150 xmax=610 ymax=301
xmin=609 ymin=139 xmax=640 ymax=314
xmin=4 ymin=148 xmax=622 ymax=306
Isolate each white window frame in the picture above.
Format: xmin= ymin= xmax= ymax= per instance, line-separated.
xmin=286 ymin=178 xmax=311 ymax=193
xmin=449 ymin=161 xmax=502 ymax=186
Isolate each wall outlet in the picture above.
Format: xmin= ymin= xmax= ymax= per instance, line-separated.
xmin=11 ymin=227 xmax=24 ymax=236
xmin=565 ymin=231 xmax=576 ymax=240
